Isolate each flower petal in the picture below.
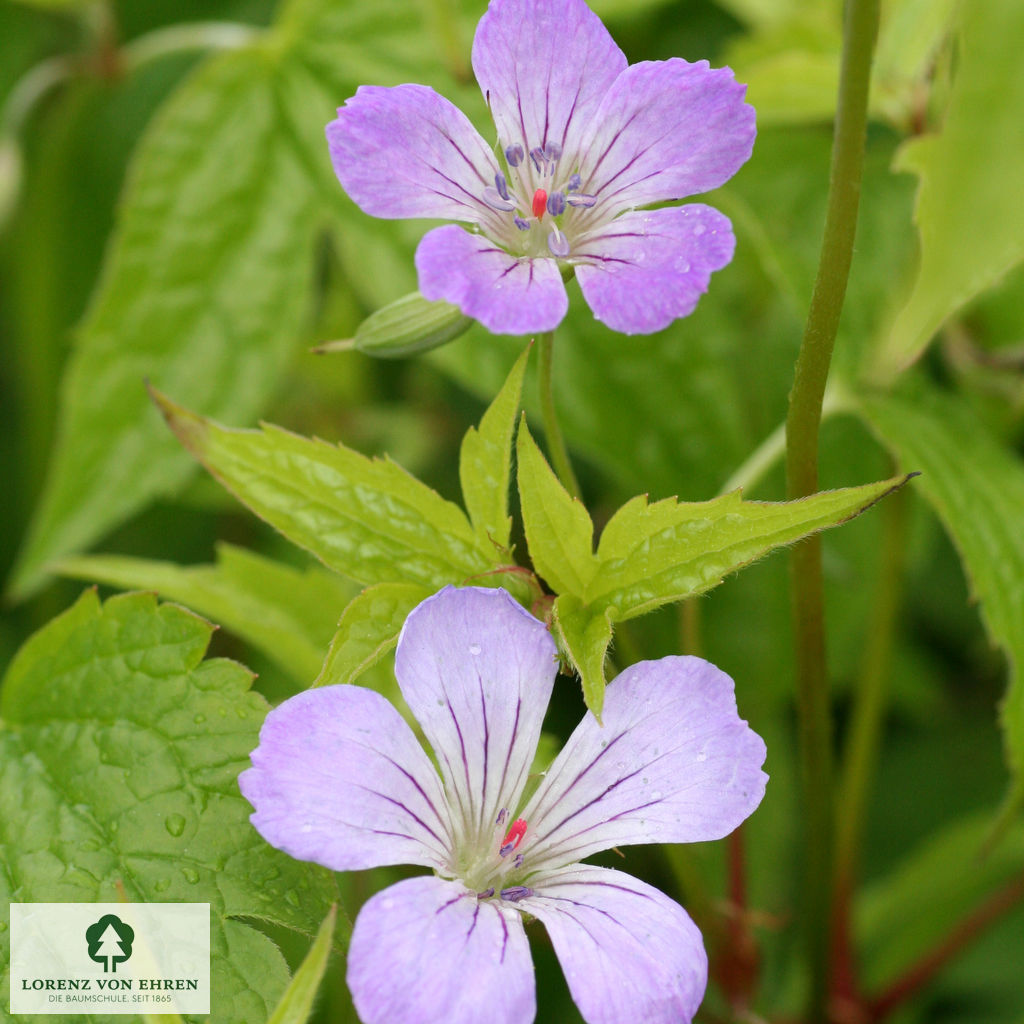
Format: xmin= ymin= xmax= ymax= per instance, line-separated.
xmin=472 ymin=0 xmax=626 ymax=166
xmin=522 ymin=864 xmax=706 ymax=1024
xmin=574 ymin=205 xmax=735 ymax=334
xmin=522 ymin=655 xmax=767 ymax=872
xmin=239 ymin=685 xmax=452 ymax=871
xmin=326 ymin=84 xmax=502 ymax=228
xmin=348 ymin=876 xmax=534 ymax=1024
xmin=579 ymin=58 xmax=755 ymax=216
xmin=416 ymin=225 xmax=568 ymax=334
xmin=394 ymin=587 xmax=558 ymax=849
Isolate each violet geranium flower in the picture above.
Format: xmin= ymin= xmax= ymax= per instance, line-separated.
xmin=240 ymin=586 xmax=767 ymax=1023
xmin=325 ymin=0 xmax=755 ymax=336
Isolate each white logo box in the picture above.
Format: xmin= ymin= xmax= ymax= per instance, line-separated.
xmin=9 ymin=903 xmax=210 ymax=1015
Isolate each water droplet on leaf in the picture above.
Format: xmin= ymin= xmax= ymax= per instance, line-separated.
xmin=165 ymin=814 xmax=186 ymax=837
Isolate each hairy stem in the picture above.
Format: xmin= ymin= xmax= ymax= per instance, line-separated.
xmin=784 ymin=0 xmax=880 ymax=1016
xmin=536 ymin=331 xmax=582 ymax=500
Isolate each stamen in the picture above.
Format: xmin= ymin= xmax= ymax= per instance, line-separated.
xmin=544 ymin=142 xmax=562 ymax=161
xmin=567 ymin=173 xmax=582 ymax=192
xmin=496 ymin=808 xmax=508 ymax=826
xmin=567 ymin=192 xmax=597 ymax=209
xmin=547 ymin=227 xmax=570 ymax=258
xmin=494 ymin=172 xmax=511 ymax=202
xmin=514 ymin=216 xmax=531 ymax=231
xmin=505 ymin=144 xmax=525 ymax=168
xmin=529 ymin=147 xmax=545 ymax=174
xmin=513 ymin=854 xmax=525 ymax=869
xmin=531 ymin=189 xmax=548 ymax=220
xmin=476 ymin=887 xmax=495 ymax=899
xmin=499 ymin=817 xmax=528 ymax=856
xmin=500 ymin=886 xmax=534 ymax=903
xmin=483 ymin=186 xmax=516 ymax=212
xmin=546 ymin=191 xmax=566 ymax=217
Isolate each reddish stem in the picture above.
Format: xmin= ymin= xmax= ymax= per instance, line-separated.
xmin=867 ymin=873 xmax=1024 ymax=1021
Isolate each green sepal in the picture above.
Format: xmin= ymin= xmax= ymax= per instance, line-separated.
xmin=315 ymin=291 xmax=472 ymax=359
xmin=315 ymin=582 xmax=431 ymax=687
xmin=516 ymin=417 xmax=598 ymax=597
xmin=459 ymin=346 xmax=530 ymax=555
xmin=265 ymin=906 xmax=338 ymax=1024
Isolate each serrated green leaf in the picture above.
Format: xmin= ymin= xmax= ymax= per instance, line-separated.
xmin=0 ymin=590 xmax=339 ymax=1023
xmin=9 ymin=46 xmax=321 ymax=599
xmin=55 ymin=544 xmax=354 ymax=686
xmin=266 ymin=906 xmax=337 ymax=1024
xmin=516 ymin=418 xmax=598 ymax=597
xmin=588 ymin=476 xmax=910 ymax=619
xmin=874 ymin=0 xmax=1024 ymax=377
xmin=859 ymin=386 xmax=1024 ymax=814
xmin=552 ymin=594 xmax=613 ymax=720
xmin=315 ymin=582 xmax=430 ymax=687
xmin=459 ymin=347 xmax=530 ymax=554
xmin=153 ymin=389 xmax=502 ymax=593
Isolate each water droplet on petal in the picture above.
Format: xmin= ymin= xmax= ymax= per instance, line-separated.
xmin=469 ymin=643 xmax=481 ymax=656
xmin=693 ymin=223 xmax=706 ymax=236
xmin=652 ymin=791 xmax=663 ymax=800
xmin=695 ymin=750 xmax=708 ymax=762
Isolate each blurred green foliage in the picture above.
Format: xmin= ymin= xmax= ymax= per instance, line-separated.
xmin=2 ymin=0 xmax=1023 ymax=1021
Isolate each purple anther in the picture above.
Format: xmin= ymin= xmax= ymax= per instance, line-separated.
xmin=494 ymin=172 xmax=511 ymax=202
xmin=499 ymin=841 xmax=515 ymax=857
xmin=483 ymin=186 xmax=516 ymax=212
xmin=547 ymin=228 xmax=571 ymax=257
xmin=567 ymin=192 xmax=597 ymax=208
xmin=476 ymin=887 xmax=495 ymax=899
xmin=529 ymin=147 xmax=545 ymax=173
xmin=567 ymin=173 xmax=582 ymax=192
xmin=505 ymin=144 xmax=524 ymax=167
xmin=514 ymin=216 xmax=531 ymax=231
xmin=546 ymin=191 xmax=566 ymax=217
xmin=500 ymin=886 xmax=534 ymax=903
xmin=496 ymin=808 xmax=508 ymax=826
xmin=544 ymin=142 xmax=562 ymax=161
xmin=513 ymin=854 xmax=525 ymax=869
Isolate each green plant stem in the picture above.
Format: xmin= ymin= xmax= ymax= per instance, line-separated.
xmin=536 ymin=331 xmax=582 ymax=500
xmin=784 ymin=0 xmax=880 ymax=1016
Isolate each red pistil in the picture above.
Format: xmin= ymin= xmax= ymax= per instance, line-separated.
xmin=531 ymin=189 xmax=548 ymax=220
xmin=499 ymin=817 xmax=527 ymax=856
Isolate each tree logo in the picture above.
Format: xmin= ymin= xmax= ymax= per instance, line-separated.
xmin=85 ymin=914 xmax=134 ymax=973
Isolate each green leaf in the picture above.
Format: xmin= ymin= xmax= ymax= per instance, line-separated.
xmin=859 ymin=386 xmax=1024 ymax=814
xmin=266 ymin=906 xmax=337 ymax=1024
xmin=516 ymin=417 xmax=598 ymax=597
xmin=587 ymin=476 xmax=910 ymax=619
xmin=874 ymin=0 xmax=1024 ymax=377
xmin=0 ymin=590 xmax=338 ymax=1022
xmin=552 ymin=594 xmax=613 ymax=721
xmin=9 ymin=45 xmax=321 ymax=599
xmin=459 ymin=346 xmax=530 ymax=555
xmin=152 ymin=389 xmax=501 ymax=592
xmin=55 ymin=544 xmax=353 ymax=686
xmin=315 ymin=582 xmax=430 ymax=687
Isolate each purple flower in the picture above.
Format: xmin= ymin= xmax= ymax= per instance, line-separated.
xmin=240 ymin=587 xmax=767 ymax=1023
xmin=325 ymin=0 xmax=754 ymax=336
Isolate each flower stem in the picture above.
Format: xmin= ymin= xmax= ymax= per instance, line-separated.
xmin=536 ymin=331 xmax=582 ymax=499
xmin=783 ymin=0 xmax=880 ymax=1016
